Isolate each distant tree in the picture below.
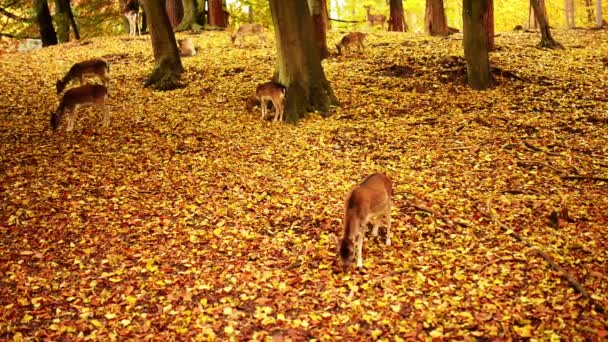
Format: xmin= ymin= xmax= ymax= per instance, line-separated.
xmin=142 ymin=0 xmax=183 ymax=89
xmin=425 ymin=0 xmax=449 ymax=36
xmin=565 ymin=0 xmax=575 ymax=28
xmin=484 ymin=0 xmax=494 ymax=51
xmin=584 ymin=0 xmax=595 ymax=23
xmin=463 ymin=0 xmax=491 ymax=90
xmin=388 ymin=0 xmax=407 ymax=31
xmin=176 ymin=0 xmax=203 ymax=31
xmin=596 ymin=0 xmax=603 ymax=27
xmin=308 ymin=0 xmax=329 ymax=60
xmin=166 ymin=0 xmax=183 ymax=29
xmin=34 ymin=0 xmax=57 ymax=46
xmin=54 ymin=0 xmax=79 ymax=42
xmin=268 ymin=0 xmax=337 ymax=122
xmin=209 ymin=0 xmax=228 ymax=27
xmin=530 ymin=0 xmax=563 ymax=48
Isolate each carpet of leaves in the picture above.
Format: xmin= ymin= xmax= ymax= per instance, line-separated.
xmin=1 ymin=29 xmax=607 ymax=341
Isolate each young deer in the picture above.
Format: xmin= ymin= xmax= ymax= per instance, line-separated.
xmin=124 ymin=0 xmax=140 ymax=36
xmin=255 ymin=82 xmax=286 ymax=122
xmin=231 ymin=23 xmax=267 ymax=47
xmin=339 ymin=173 xmax=392 ymax=270
xmin=363 ymin=5 xmax=387 ymax=30
xmin=56 ymin=58 xmax=110 ymax=94
xmin=50 ymin=84 xmax=110 ymax=132
xmin=178 ymin=38 xmax=196 ymax=57
xmin=336 ymin=32 xmax=367 ymax=55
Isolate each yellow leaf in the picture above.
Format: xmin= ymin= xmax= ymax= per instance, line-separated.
xmin=20 ymin=314 xmax=33 ymax=324
xmin=90 ymin=319 xmax=103 ymax=328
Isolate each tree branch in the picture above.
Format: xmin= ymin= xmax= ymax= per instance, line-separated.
xmin=0 ymin=6 xmax=28 ymax=21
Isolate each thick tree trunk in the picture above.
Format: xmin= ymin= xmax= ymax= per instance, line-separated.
xmin=176 ymin=0 xmax=203 ymax=31
xmin=208 ymin=0 xmax=227 ymax=27
xmin=166 ymin=0 xmax=183 ymax=29
xmin=269 ymin=0 xmax=337 ymax=123
xmin=531 ymin=0 xmax=563 ymax=48
xmin=565 ymin=0 xmax=575 ymax=28
xmin=463 ymin=0 xmax=491 ymax=90
xmin=54 ymin=0 xmax=70 ymax=42
xmin=308 ymin=0 xmax=329 ymax=60
xmin=484 ymin=0 xmax=494 ymax=51
xmin=425 ymin=0 xmax=449 ymax=36
xmin=389 ymin=0 xmax=407 ymax=31
xmin=142 ymin=0 xmax=184 ymax=90
xmin=34 ymin=0 xmax=57 ymax=46
xmin=596 ymin=0 xmax=603 ymax=27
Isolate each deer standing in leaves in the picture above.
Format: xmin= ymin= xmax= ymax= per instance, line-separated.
xmin=50 ymin=84 xmax=110 ymax=132
xmin=231 ymin=23 xmax=267 ymax=47
xmin=255 ymin=82 xmax=286 ymax=123
xmin=336 ymin=32 xmax=367 ymax=55
xmin=56 ymin=58 xmax=110 ymax=94
xmin=364 ymin=5 xmax=386 ymax=30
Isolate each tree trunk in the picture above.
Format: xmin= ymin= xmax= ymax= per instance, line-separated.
xmin=66 ymin=0 xmax=80 ymax=39
xmin=389 ymin=0 xmax=407 ymax=31
xmin=528 ymin=2 xmax=538 ymax=29
xmin=531 ymin=0 xmax=563 ymax=48
xmin=142 ymin=0 xmax=184 ymax=90
xmin=584 ymin=0 xmax=595 ymax=23
xmin=484 ymin=0 xmax=494 ymax=51
xmin=54 ymin=0 xmax=70 ymax=42
xmin=141 ymin=8 xmax=148 ymax=33
xmin=176 ymin=0 xmax=202 ymax=31
xmin=425 ymin=0 xmax=449 ymax=36
xmin=308 ymin=0 xmax=329 ymax=60
xmin=565 ymin=0 xmax=575 ymax=28
xmin=463 ymin=0 xmax=491 ymax=90
xmin=269 ymin=0 xmax=337 ymax=123
xmin=34 ymin=0 xmax=57 ymax=46
xmin=596 ymin=0 xmax=603 ymax=27
xmin=208 ymin=0 xmax=227 ymax=27
xmin=166 ymin=0 xmax=183 ymax=29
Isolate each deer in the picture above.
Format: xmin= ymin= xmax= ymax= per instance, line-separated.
xmin=255 ymin=82 xmax=286 ymax=123
xmin=50 ymin=84 xmax=110 ymax=132
xmin=56 ymin=58 xmax=110 ymax=94
xmin=337 ymin=173 xmax=392 ymax=271
xmin=231 ymin=23 xmax=267 ymax=47
xmin=124 ymin=0 xmax=140 ymax=36
xmin=336 ymin=32 xmax=367 ymax=55
xmin=178 ymin=38 xmax=196 ymax=57
xmin=363 ymin=5 xmax=386 ymax=30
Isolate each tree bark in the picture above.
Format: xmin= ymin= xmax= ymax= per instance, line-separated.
xmin=484 ymin=0 xmax=494 ymax=51
xmin=531 ymin=0 xmax=563 ymax=48
xmin=269 ymin=0 xmax=337 ymax=123
xmin=596 ymin=0 xmax=603 ymax=27
xmin=66 ymin=0 xmax=80 ymax=39
xmin=54 ymin=0 xmax=70 ymax=42
xmin=176 ymin=0 xmax=203 ymax=31
xmin=565 ymin=0 xmax=575 ymax=28
xmin=528 ymin=2 xmax=538 ymax=29
xmin=389 ymin=0 xmax=407 ymax=31
xmin=584 ymin=0 xmax=595 ymax=23
xmin=308 ymin=0 xmax=329 ymax=60
xmin=425 ymin=0 xmax=449 ymax=36
xmin=166 ymin=0 xmax=183 ymax=29
xmin=208 ymin=0 xmax=227 ymax=27
xmin=34 ymin=0 xmax=57 ymax=46
xmin=142 ymin=0 xmax=184 ymax=90
xmin=463 ymin=0 xmax=492 ymax=90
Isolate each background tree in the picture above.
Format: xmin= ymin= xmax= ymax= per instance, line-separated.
xmin=425 ymin=0 xmax=449 ymax=36
xmin=176 ymin=0 xmax=202 ymax=31
xmin=34 ymin=0 xmax=57 ymax=46
xmin=209 ymin=0 xmax=228 ymax=27
xmin=565 ymin=0 xmax=575 ymax=28
xmin=54 ymin=0 xmax=79 ymax=42
xmin=268 ymin=0 xmax=337 ymax=123
xmin=484 ymin=0 xmax=494 ymax=51
xmin=596 ymin=0 xmax=603 ymax=27
xmin=142 ymin=0 xmax=183 ymax=90
xmin=166 ymin=0 xmax=183 ymax=29
xmin=463 ymin=0 xmax=491 ymax=90
xmin=308 ymin=0 xmax=329 ymax=60
xmin=584 ymin=0 xmax=595 ymax=23
xmin=389 ymin=0 xmax=407 ymax=31
xmin=531 ymin=0 xmax=562 ymax=48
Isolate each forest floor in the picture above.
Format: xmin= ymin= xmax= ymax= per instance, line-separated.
xmin=0 ymin=28 xmax=607 ymax=340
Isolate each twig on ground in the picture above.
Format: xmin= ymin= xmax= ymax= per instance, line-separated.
xmin=562 ymin=175 xmax=608 ymax=182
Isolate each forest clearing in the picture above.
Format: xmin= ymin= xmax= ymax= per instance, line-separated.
xmin=1 ymin=27 xmax=608 ymax=340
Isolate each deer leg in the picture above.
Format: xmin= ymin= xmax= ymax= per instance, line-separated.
xmin=356 ymin=232 xmax=364 ymax=269
xmin=260 ymin=100 xmax=266 ymax=120
xmin=385 ymin=207 xmax=392 ymax=246
xmin=66 ymin=110 xmax=75 ymax=132
xmin=78 ymin=75 xmax=84 ymax=85
xmin=102 ymin=103 xmax=110 ymax=127
xmin=273 ymin=100 xmax=279 ymax=122
xmin=259 ymin=34 xmax=268 ymax=47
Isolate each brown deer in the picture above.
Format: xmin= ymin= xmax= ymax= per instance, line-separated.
xmin=56 ymin=58 xmax=110 ymax=94
xmin=231 ymin=23 xmax=267 ymax=47
xmin=363 ymin=5 xmax=386 ymax=30
xmin=336 ymin=32 xmax=367 ymax=55
xmin=178 ymin=38 xmax=196 ymax=57
xmin=255 ymin=82 xmax=286 ymax=123
xmin=123 ymin=0 xmax=140 ymax=36
xmin=338 ymin=173 xmax=392 ymax=270
xmin=50 ymin=84 xmax=110 ymax=132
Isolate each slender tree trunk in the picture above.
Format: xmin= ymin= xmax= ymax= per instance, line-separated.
xmin=176 ymin=0 xmax=202 ymax=31
xmin=584 ymin=0 xmax=595 ymax=23
xmin=528 ymin=3 xmax=538 ymax=29
xmin=54 ymin=0 xmax=70 ymax=42
xmin=141 ymin=9 xmax=148 ymax=33
xmin=248 ymin=4 xmax=253 ymax=23
xmin=208 ymin=0 xmax=227 ymax=27
xmin=166 ymin=0 xmax=183 ymax=29
xmin=269 ymin=0 xmax=337 ymax=123
xmin=66 ymin=0 xmax=79 ymax=39
xmin=308 ymin=0 xmax=329 ymax=60
xmin=484 ymin=0 xmax=494 ymax=50
xmin=389 ymin=0 xmax=407 ymax=31
xmin=565 ymin=0 xmax=575 ymax=28
xmin=463 ymin=0 xmax=491 ymax=90
xmin=425 ymin=0 xmax=449 ymax=36
xmin=596 ymin=0 xmax=603 ymax=27
xmin=531 ymin=0 xmax=563 ymax=48
xmin=142 ymin=0 xmax=184 ymax=89
xmin=34 ymin=0 xmax=57 ymax=46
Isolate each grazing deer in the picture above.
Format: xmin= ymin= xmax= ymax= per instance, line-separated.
xmin=178 ymin=38 xmax=196 ymax=57
xmin=231 ymin=23 xmax=267 ymax=47
xmin=255 ymin=82 xmax=286 ymax=123
xmin=363 ymin=5 xmax=386 ymax=30
xmin=338 ymin=173 xmax=392 ymax=270
xmin=124 ymin=0 xmax=140 ymax=36
xmin=336 ymin=32 xmax=367 ymax=55
xmin=56 ymin=58 xmax=110 ymax=94
xmin=50 ymin=84 xmax=110 ymax=132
